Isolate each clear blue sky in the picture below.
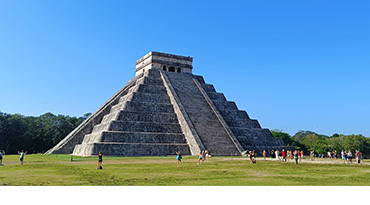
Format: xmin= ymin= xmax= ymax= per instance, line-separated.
xmin=1 ymin=0 xmax=369 ymax=137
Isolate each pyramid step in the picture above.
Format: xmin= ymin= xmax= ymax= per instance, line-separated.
xmin=73 ymin=142 xmax=191 ymax=156
xmin=117 ymin=111 xmax=178 ymax=123
xmin=224 ymin=119 xmax=261 ymax=128
xmin=211 ymin=100 xmax=238 ymax=110
xmin=205 ymin=92 xmax=226 ymax=101
xmin=124 ymin=101 xmax=175 ymax=113
xmin=91 ymin=120 xmax=112 ymax=133
xmin=202 ymin=84 xmax=216 ymax=92
xmin=109 ymin=121 xmax=183 ymax=133
xmin=231 ymin=128 xmax=273 ymax=138
xmin=109 ymin=101 xmax=128 ymax=114
xmin=129 ymin=92 xmax=171 ymax=104
xmin=101 ymin=131 xmax=187 ymax=143
xmin=137 ymin=76 xmax=164 ymax=86
xmin=218 ymin=110 xmax=250 ymax=121
xmin=136 ymin=84 xmax=168 ymax=94
xmin=193 ymin=75 xmax=205 ymax=84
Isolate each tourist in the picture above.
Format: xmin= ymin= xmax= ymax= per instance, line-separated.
xmin=97 ymin=151 xmax=103 ymax=169
xmin=347 ymin=151 xmax=353 ymax=163
xmin=327 ymin=151 xmax=331 ymax=159
xmin=18 ymin=150 xmax=27 ymax=165
xmin=341 ymin=150 xmax=345 ymax=163
xmin=197 ymin=151 xmax=203 ymax=165
xmin=263 ymin=149 xmax=266 ymax=160
xmin=271 ymin=149 xmax=275 ymax=159
xmin=300 ymin=150 xmax=304 ymax=161
xmin=202 ymin=150 xmax=206 ymax=163
xmin=249 ymin=150 xmax=254 ymax=164
xmin=275 ymin=149 xmax=279 ymax=161
xmin=205 ymin=150 xmax=210 ymax=160
xmin=176 ymin=151 xmax=182 ymax=167
xmin=343 ymin=151 xmax=348 ymax=164
xmin=252 ymin=150 xmax=256 ymax=163
xmin=0 ymin=150 xmax=4 ymax=165
xmin=355 ymin=150 xmax=360 ymax=164
xmin=310 ymin=150 xmax=315 ymax=161
xmin=281 ymin=149 xmax=287 ymax=162
xmin=294 ymin=150 xmax=299 ymax=165
xmin=287 ymin=150 xmax=291 ymax=161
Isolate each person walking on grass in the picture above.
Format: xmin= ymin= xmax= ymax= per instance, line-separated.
xmin=294 ymin=150 xmax=299 ymax=165
xmin=197 ymin=151 xmax=203 ymax=165
xmin=97 ymin=151 xmax=103 ymax=169
xmin=287 ymin=150 xmax=290 ymax=162
xmin=300 ymin=150 xmax=304 ymax=161
xmin=275 ymin=149 xmax=279 ymax=161
xmin=263 ymin=149 xmax=266 ymax=160
xmin=271 ymin=149 xmax=275 ymax=160
xmin=347 ymin=151 xmax=353 ymax=164
xmin=18 ymin=150 xmax=27 ymax=165
xmin=343 ymin=151 xmax=348 ymax=164
xmin=176 ymin=151 xmax=182 ymax=167
xmin=355 ymin=150 xmax=360 ymax=164
xmin=281 ymin=149 xmax=287 ymax=162
xmin=310 ymin=150 xmax=315 ymax=161
xmin=0 ymin=150 xmax=4 ymax=166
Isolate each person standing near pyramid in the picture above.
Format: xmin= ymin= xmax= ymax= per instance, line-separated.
xmin=176 ymin=151 xmax=182 ymax=167
xmin=97 ymin=151 xmax=103 ymax=169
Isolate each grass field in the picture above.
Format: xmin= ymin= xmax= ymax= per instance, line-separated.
xmin=0 ymin=154 xmax=369 ymax=186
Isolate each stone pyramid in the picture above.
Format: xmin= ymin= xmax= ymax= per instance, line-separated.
xmin=47 ymin=51 xmax=285 ymax=156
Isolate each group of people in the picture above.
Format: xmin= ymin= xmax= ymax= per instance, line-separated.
xmin=266 ymin=149 xmax=305 ymax=163
xmin=1 ymin=148 xmax=364 ymax=169
xmin=341 ymin=150 xmax=363 ymax=164
xmin=175 ymin=150 xmax=211 ymax=167
xmin=197 ymin=150 xmax=210 ymax=165
xmin=0 ymin=150 xmax=27 ymax=166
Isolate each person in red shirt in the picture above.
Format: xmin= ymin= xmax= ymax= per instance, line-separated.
xmin=263 ymin=149 xmax=266 ymax=160
xmin=281 ymin=149 xmax=287 ymax=162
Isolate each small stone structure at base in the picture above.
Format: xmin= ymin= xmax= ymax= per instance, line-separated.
xmin=46 ymin=51 xmax=285 ymax=156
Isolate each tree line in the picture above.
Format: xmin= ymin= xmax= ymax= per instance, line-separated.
xmin=1 ymin=111 xmax=369 ymax=157
xmin=272 ymin=130 xmax=370 ymax=158
xmin=0 ymin=111 xmax=90 ymax=154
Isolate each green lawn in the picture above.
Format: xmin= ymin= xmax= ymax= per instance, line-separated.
xmin=0 ymin=154 xmax=369 ymax=186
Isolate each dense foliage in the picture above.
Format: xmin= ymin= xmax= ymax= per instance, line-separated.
xmin=272 ymin=130 xmax=370 ymax=158
xmin=0 ymin=111 xmax=89 ymax=154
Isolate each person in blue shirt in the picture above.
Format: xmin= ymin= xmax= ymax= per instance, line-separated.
xmin=176 ymin=151 xmax=182 ymax=167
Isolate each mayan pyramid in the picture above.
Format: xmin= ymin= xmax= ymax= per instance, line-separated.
xmin=46 ymin=51 xmax=285 ymax=156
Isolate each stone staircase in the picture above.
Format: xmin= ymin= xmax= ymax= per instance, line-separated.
xmin=166 ymin=72 xmax=241 ymax=156
xmin=72 ymin=69 xmax=191 ymax=156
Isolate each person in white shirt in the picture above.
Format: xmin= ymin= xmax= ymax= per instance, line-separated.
xmin=18 ymin=150 xmax=28 ymax=165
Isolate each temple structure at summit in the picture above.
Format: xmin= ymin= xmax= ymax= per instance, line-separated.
xmin=47 ymin=51 xmax=285 ymax=156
